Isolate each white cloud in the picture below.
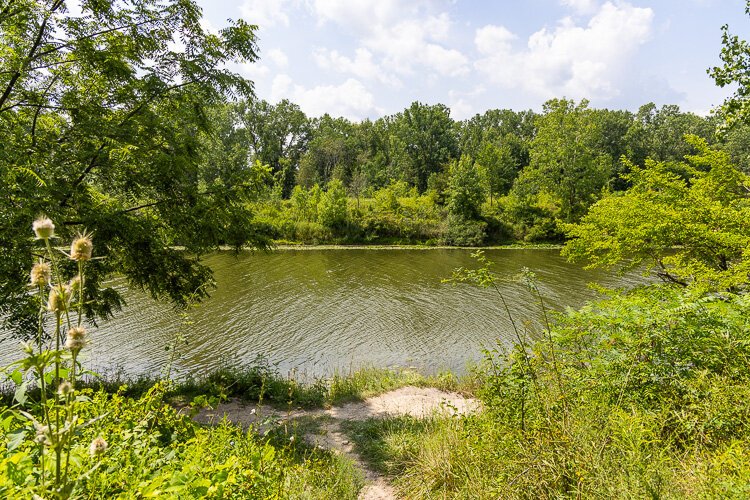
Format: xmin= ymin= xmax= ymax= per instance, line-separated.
xmin=267 ymin=48 xmax=289 ymax=68
xmin=560 ymin=0 xmax=600 ymax=14
xmin=270 ymin=75 xmax=381 ymax=120
xmin=270 ymin=74 xmax=294 ymax=102
xmin=312 ymin=0 xmax=417 ymax=29
xmin=238 ymin=62 xmax=270 ymax=80
xmin=311 ymin=1 xmax=468 ymax=79
xmin=449 ymin=98 xmax=474 ymax=120
xmin=241 ymin=0 xmax=293 ymax=28
xmin=475 ymin=25 xmax=516 ymax=54
xmin=475 ymin=2 xmax=653 ymax=100
xmin=313 ymin=48 xmax=402 ymax=87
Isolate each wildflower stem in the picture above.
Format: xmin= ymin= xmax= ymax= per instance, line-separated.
xmin=36 ymin=283 xmax=45 ymax=354
xmin=77 ymin=260 xmax=84 ymax=327
xmin=54 ymin=310 xmax=62 ymax=487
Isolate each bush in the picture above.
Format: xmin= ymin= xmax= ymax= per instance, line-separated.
xmin=442 ymin=215 xmax=486 ymax=246
xmin=318 ymin=179 xmax=348 ymax=228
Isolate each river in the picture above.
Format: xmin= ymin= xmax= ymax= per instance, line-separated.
xmin=1 ymin=248 xmax=647 ymax=379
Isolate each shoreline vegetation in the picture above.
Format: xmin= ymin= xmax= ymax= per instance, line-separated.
xmin=220 ymin=242 xmax=564 ymax=251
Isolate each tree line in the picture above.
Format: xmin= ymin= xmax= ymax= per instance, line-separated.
xmin=215 ymin=97 xmax=750 ymax=245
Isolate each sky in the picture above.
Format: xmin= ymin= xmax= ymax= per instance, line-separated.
xmin=193 ymin=0 xmax=750 ymax=121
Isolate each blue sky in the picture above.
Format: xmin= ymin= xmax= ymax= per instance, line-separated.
xmin=194 ymin=0 xmax=749 ymax=120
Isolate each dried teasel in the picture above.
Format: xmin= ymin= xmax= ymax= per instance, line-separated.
xmin=89 ymin=437 xmax=108 ymax=457
xmin=30 ymin=260 xmax=51 ymax=287
xmin=65 ymin=326 xmax=88 ymax=352
xmin=47 ymin=285 xmax=72 ymax=313
xmin=32 ymin=216 xmax=55 ymax=240
xmin=70 ymin=232 xmax=93 ymax=261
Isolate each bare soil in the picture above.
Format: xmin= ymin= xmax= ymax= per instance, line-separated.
xmin=193 ymin=386 xmax=480 ymax=499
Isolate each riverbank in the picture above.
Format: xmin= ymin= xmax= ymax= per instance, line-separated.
xmin=271 ymin=242 xmax=563 ymax=250
xmin=4 ymin=284 xmax=750 ymax=498
xmin=0 ymin=365 xmax=477 ymax=498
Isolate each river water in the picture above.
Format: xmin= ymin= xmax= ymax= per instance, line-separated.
xmin=1 ymin=248 xmax=646 ymax=379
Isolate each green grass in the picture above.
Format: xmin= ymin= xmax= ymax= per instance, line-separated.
xmin=74 ymin=363 xmax=478 ymax=411
xmin=0 ymin=382 xmax=366 ymax=498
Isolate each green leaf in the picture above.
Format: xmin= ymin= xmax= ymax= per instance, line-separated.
xmin=6 ymin=429 xmax=26 ymax=452
xmin=13 ymin=381 xmax=28 ymax=406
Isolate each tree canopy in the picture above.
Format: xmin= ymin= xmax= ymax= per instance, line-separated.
xmin=563 ymin=136 xmax=750 ymax=293
xmin=0 ymin=0 xmax=269 ymax=334
xmin=709 ymin=1 xmax=750 ymax=132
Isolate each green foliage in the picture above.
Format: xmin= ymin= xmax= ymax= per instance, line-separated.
xmin=391 ymin=102 xmax=459 ymax=191
xmin=0 ymin=385 xmax=362 ymax=498
xmin=624 ymin=103 xmax=715 ymax=168
xmin=563 ymin=136 xmax=750 ymax=292
xmin=318 ymin=179 xmax=348 ymax=228
xmin=0 ymin=1 xmax=271 ymax=336
xmin=501 ymin=191 xmax=565 ymax=243
xmin=516 ymin=99 xmax=612 ymax=222
xmin=447 ymin=156 xmax=485 ymax=221
xmin=355 ymin=280 xmax=750 ymax=498
xmin=709 ymin=1 xmax=750 ymax=132
xmin=442 ymin=215 xmax=487 ymax=247
xmin=475 ymin=140 xmax=521 ymax=201
xmin=237 ymin=99 xmax=311 ymax=197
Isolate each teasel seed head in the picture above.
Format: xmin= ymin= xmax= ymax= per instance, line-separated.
xmin=47 ymin=285 xmax=71 ymax=313
xmin=32 ymin=216 xmax=55 ymax=240
xmin=70 ymin=232 xmax=93 ymax=261
xmin=69 ymin=275 xmax=82 ymax=295
xmin=30 ymin=260 xmax=51 ymax=287
xmin=89 ymin=437 xmax=108 ymax=457
xmin=65 ymin=326 xmax=88 ymax=352
xmin=34 ymin=424 xmax=51 ymax=446
xmin=58 ymin=381 xmax=73 ymax=396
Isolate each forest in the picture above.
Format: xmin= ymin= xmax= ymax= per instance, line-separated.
xmin=3 ymin=0 xmax=750 ymax=498
xmin=203 ymin=98 xmax=745 ymax=247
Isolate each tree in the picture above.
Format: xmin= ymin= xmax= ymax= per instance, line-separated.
xmin=475 ymin=138 xmax=524 ymax=205
xmin=458 ymin=108 xmax=536 ymax=160
xmin=624 ymin=103 xmax=714 ymax=168
xmin=447 ymin=155 xmax=485 ymax=221
xmin=348 ymin=170 xmax=368 ymax=209
xmin=709 ymin=1 xmax=750 ymax=132
xmin=318 ymin=179 xmax=348 ymax=228
xmin=0 ymin=1 xmax=268 ymax=335
xmin=238 ymin=99 xmax=310 ymax=197
xmin=301 ymin=115 xmax=357 ymax=187
xmin=563 ymin=136 xmax=750 ymax=293
xmin=390 ymin=102 xmax=459 ymax=192
xmin=515 ymin=99 xmax=611 ymax=222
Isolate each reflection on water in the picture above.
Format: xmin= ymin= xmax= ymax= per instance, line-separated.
xmin=0 ymin=248 xmax=647 ymax=378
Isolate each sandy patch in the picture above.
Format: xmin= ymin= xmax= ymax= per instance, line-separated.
xmin=192 ymin=386 xmax=480 ymax=499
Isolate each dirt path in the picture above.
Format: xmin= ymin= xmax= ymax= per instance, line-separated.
xmin=193 ymin=386 xmax=480 ymax=499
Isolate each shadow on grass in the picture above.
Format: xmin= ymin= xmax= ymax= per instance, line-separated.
xmin=339 ymin=416 xmax=434 ymax=476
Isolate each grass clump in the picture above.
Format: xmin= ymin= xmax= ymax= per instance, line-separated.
xmin=66 ymin=362 xmax=476 ymax=413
